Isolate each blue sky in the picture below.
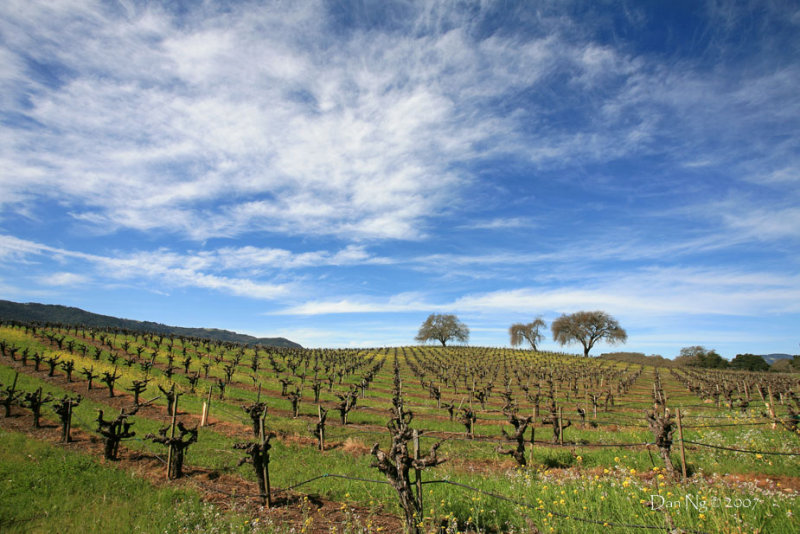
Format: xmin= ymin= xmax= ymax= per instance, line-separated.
xmin=1 ymin=1 xmax=799 ymax=357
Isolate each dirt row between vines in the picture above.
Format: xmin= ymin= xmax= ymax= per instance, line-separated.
xmin=0 ymin=407 xmax=403 ymax=533
xmin=14 ymin=331 xmax=656 ymax=437
xmin=1 ymin=353 xmax=655 ymax=461
xmin=28 ymin=331 xmax=655 ymax=422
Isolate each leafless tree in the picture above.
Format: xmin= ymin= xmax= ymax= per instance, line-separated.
xmin=551 ymin=310 xmax=627 ymax=357
xmin=509 ymin=317 xmax=546 ymax=351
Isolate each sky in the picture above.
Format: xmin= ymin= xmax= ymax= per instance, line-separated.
xmin=1 ymin=1 xmax=799 ymax=357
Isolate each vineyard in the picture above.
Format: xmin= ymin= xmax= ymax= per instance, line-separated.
xmin=1 ymin=321 xmax=799 ymax=533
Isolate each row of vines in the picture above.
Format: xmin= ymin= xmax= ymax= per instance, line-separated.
xmin=1 ymin=319 xmax=799 ymax=533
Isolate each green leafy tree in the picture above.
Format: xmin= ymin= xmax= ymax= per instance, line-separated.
xmin=415 ymin=314 xmax=469 ymax=347
xmin=674 ymin=346 xmax=728 ymax=369
xmin=509 ymin=317 xmax=546 ymax=351
xmin=550 ymin=311 xmax=627 ymax=357
xmin=730 ymin=353 xmax=769 ymax=372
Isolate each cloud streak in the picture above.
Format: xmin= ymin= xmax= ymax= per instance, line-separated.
xmin=276 ymin=266 xmax=800 ymax=319
xmin=0 ymin=2 xmax=522 ymax=240
xmin=0 ymin=235 xmax=304 ymax=300
xmin=3 ymin=1 xmax=796 ymax=243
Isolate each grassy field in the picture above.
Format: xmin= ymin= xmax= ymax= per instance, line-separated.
xmin=1 ymin=323 xmax=798 ymax=533
xmin=0 ymin=430 xmax=265 ymax=534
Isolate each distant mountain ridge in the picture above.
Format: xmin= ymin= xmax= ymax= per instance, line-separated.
xmin=0 ymin=300 xmax=301 ymax=348
xmin=759 ymin=353 xmax=795 ymax=365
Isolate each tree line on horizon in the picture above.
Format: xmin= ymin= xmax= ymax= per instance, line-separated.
xmin=415 ymin=310 xmax=626 ymax=357
xmin=674 ymin=345 xmax=800 ymax=373
xmin=414 ymin=311 xmax=799 ymax=372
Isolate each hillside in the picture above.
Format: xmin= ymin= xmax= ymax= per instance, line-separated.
xmin=0 ymin=299 xmax=301 ymax=348
xmin=760 ymin=353 xmax=795 ymax=365
xmin=597 ymin=351 xmax=674 ymax=367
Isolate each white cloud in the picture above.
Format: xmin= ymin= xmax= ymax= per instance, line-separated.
xmin=2 ymin=1 xmax=542 ymax=240
xmin=0 ymin=234 xmax=51 ymax=260
xmin=275 ymin=266 xmax=800 ymax=318
xmin=10 ymin=1 xmax=796 ymax=242
xmin=459 ymin=217 xmax=538 ymax=230
xmin=265 ymin=327 xmax=389 ymax=349
xmin=0 ymin=235 xmax=292 ymax=299
xmin=91 ymin=254 xmax=291 ymax=300
xmin=721 ymin=206 xmax=800 ymax=241
xmin=402 ymin=231 xmax=749 ymax=280
xmin=36 ymin=272 xmax=89 ymax=287
xmin=277 ymin=292 xmax=431 ymax=315
xmin=748 ymin=166 xmax=799 ymax=185
xmin=455 ymin=269 xmax=800 ymax=319
xmin=0 ymin=234 xmax=403 ymax=302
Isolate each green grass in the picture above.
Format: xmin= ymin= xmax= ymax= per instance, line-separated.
xmin=3 ymin=421 xmax=796 ymax=533
xmin=0 ymin=429 xmax=275 ymax=533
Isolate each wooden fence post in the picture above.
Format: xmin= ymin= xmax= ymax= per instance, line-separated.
xmin=584 ymin=389 xmax=589 ymax=418
xmin=529 ymin=424 xmax=535 ymax=466
xmin=65 ymin=399 xmax=73 ymax=442
xmin=653 ymin=383 xmax=658 ymax=412
xmin=767 ymin=386 xmax=777 ymax=429
xmin=166 ymin=395 xmax=178 ymax=479
xmin=413 ymin=430 xmax=422 ymax=515
xmin=259 ymin=415 xmax=272 ymax=508
xmin=677 ymin=408 xmax=687 ymax=481
xmin=200 ymin=386 xmax=211 ymax=427
xmin=318 ymin=404 xmax=325 ymax=451
xmin=470 ymin=377 xmax=475 ymax=411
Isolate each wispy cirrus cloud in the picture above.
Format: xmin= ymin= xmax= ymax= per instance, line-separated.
xmin=0 ymin=235 xmax=367 ymax=299
xmin=276 ymin=292 xmax=432 ymax=316
xmin=0 ymin=2 xmax=529 ymax=240
xmin=4 ymin=1 xmax=796 ymax=243
xmin=275 ymin=266 xmax=800 ymax=319
xmin=458 ymin=217 xmax=538 ymax=231
xmin=719 ymin=205 xmax=800 ymax=241
xmin=36 ymin=272 xmax=89 ymax=287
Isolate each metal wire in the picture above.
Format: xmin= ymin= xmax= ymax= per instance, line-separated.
xmin=679 ymin=439 xmax=800 ymax=456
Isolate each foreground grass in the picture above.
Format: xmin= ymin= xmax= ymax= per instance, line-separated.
xmin=2 ymin=418 xmax=797 ymax=533
xmin=0 ymin=429 xmax=272 ymax=534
